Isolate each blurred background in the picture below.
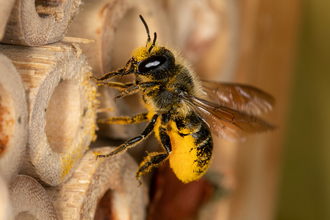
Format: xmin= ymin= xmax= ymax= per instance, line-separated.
xmin=276 ymin=0 xmax=330 ymax=219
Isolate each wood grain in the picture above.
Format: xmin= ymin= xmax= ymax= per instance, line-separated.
xmin=46 ymin=147 xmax=148 ymax=220
xmin=1 ymin=0 xmax=82 ymax=46
xmin=0 ymin=53 xmax=28 ymax=184
xmin=0 ymin=42 xmax=98 ymax=186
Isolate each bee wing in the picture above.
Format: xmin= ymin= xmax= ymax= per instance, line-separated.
xmin=201 ymin=80 xmax=275 ymax=115
xmin=186 ymin=95 xmax=276 ymax=141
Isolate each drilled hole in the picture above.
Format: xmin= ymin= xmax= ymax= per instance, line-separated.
xmin=35 ymin=0 xmax=64 ymax=18
xmin=94 ymin=190 xmax=129 ymax=220
xmin=46 ymin=80 xmax=80 ymax=154
xmin=94 ymin=190 xmax=114 ymax=220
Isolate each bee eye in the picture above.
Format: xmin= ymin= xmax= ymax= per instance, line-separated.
xmin=138 ymin=55 xmax=167 ymax=73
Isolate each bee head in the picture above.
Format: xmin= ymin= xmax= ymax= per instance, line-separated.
xmin=123 ymin=15 xmax=176 ymax=80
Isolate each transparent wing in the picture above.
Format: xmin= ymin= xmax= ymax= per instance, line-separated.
xmin=185 ymin=94 xmax=276 ymax=141
xmin=201 ymin=80 xmax=275 ymax=115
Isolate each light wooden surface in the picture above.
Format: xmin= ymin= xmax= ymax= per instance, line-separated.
xmin=9 ymin=175 xmax=59 ymax=220
xmin=0 ymin=42 xmax=98 ymax=186
xmin=0 ymin=53 xmax=28 ymax=184
xmin=46 ymin=147 xmax=148 ymax=220
xmin=1 ymin=0 xmax=82 ymax=46
xmin=0 ymin=0 xmax=15 ymax=40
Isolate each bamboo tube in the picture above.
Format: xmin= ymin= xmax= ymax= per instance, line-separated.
xmin=46 ymin=147 xmax=148 ymax=220
xmin=0 ymin=54 xmax=28 ymax=184
xmin=0 ymin=0 xmax=15 ymax=40
xmin=0 ymin=175 xmax=12 ymax=220
xmin=66 ymin=0 xmax=170 ymax=139
xmin=1 ymin=0 xmax=83 ymax=46
xmin=9 ymin=175 xmax=58 ymax=220
xmin=0 ymin=42 xmax=98 ymax=186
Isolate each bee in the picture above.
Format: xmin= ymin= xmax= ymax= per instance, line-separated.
xmin=94 ymin=15 xmax=275 ymax=184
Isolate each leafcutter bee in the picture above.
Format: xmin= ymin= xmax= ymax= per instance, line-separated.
xmin=94 ymin=15 xmax=275 ymax=184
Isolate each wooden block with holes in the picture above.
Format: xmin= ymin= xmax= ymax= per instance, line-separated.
xmin=0 ymin=42 xmax=98 ymax=186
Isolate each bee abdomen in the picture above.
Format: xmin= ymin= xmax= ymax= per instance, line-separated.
xmin=168 ymin=116 xmax=213 ymax=183
xmin=192 ymin=125 xmax=213 ymax=175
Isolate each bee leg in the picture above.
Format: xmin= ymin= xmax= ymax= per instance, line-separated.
xmin=91 ymin=68 xmax=125 ymax=83
xmin=136 ymin=152 xmax=170 ymax=186
xmin=114 ymin=85 xmax=140 ymax=100
xmin=136 ymin=126 xmax=172 ymax=185
xmin=96 ymin=114 xmax=159 ymax=159
xmin=113 ymin=81 xmax=161 ymax=100
xmin=91 ymin=69 xmax=134 ymax=89
xmin=97 ymin=82 xmax=134 ymax=90
xmin=98 ymin=112 xmax=149 ymax=125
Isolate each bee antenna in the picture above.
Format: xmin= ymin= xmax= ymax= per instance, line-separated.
xmin=139 ymin=15 xmax=151 ymax=43
xmin=148 ymin=32 xmax=157 ymax=53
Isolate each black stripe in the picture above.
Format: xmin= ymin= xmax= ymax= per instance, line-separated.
xmin=192 ymin=124 xmax=210 ymax=146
